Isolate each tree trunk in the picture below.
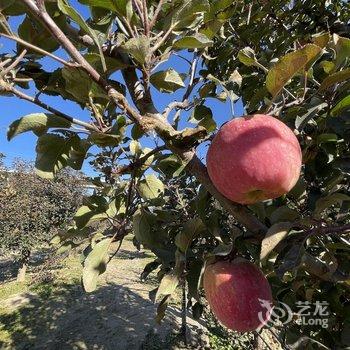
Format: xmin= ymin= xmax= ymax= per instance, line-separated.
xmin=180 ymin=280 xmax=187 ymax=346
xmin=16 ymin=250 xmax=30 ymax=282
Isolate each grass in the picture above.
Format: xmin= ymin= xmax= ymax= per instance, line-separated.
xmin=0 ymin=281 xmax=28 ymax=302
xmin=0 ymin=253 xmax=84 ymax=348
xmin=205 ymin=310 xmax=254 ymax=350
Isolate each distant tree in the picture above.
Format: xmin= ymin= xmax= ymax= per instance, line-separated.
xmin=0 ymin=158 xmax=83 ymax=281
xmin=1 ymin=0 xmax=350 ymax=347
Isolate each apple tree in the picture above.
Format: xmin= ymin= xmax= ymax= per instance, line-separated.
xmin=0 ymin=0 xmax=349 ymax=347
xmin=0 ymin=158 xmax=83 ymax=281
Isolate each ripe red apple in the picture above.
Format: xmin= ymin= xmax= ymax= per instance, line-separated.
xmin=203 ymin=259 xmax=273 ymax=332
xmin=206 ymin=114 xmax=302 ymax=204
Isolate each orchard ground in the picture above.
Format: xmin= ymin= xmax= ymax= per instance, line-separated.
xmin=0 ymin=237 xmax=278 ymax=350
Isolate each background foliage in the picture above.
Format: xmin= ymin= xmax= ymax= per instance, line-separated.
xmin=0 ymin=158 xmax=83 ymax=278
xmin=0 ymin=0 xmax=349 ymax=348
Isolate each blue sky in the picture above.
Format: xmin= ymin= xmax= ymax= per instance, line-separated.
xmin=0 ymin=1 xmax=243 ymax=175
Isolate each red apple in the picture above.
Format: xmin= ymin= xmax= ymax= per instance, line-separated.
xmin=203 ymin=259 xmax=273 ymax=332
xmin=206 ymin=114 xmax=302 ymax=204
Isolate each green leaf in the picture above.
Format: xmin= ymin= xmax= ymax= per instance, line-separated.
xmin=78 ymin=0 xmax=130 ymax=18
xmin=156 ymin=154 xmax=186 ymax=177
xmin=331 ymin=95 xmax=350 ymax=117
xmin=164 ymin=0 xmax=210 ymax=31
xmin=295 ymin=102 xmax=328 ymax=130
xmin=82 ymin=238 xmax=112 ymax=292
xmin=333 ymin=34 xmax=350 ymax=68
xmin=150 ymin=69 xmax=185 ymax=93
xmin=133 ymin=209 xmax=152 ymax=246
xmin=155 ymin=272 xmax=179 ymax=302
xmin=18 ymin=15 xmax=59 ymax=53
xmin=270 ymin=206 xmax=300 ymax=225
xmin=122 ymin=35 xmax=150 ymax=65
xmin=188 ymin=105 xmax=216 ymax=132
xmin=58 ymin=0 xmax=107 ymax=71
xmin=192 ymin=302 xmax=204 ymax=320
xmin=319 ymin=68 xmax=350 ymax=91
xmin=237 ymin=47 xmax=258 ymax=67
xmin=260 ymin=222 xmax=292 ymax=261
xmin=88 ymin=116 xmax=126 ymax=147
xmin=317 ymin=133 xmax=338 ymax=144
xmin=84 ymin=53 xmax=128 ymax=75
xmin=74 ymin=205 xmax=107 ymax=229
xmin=266 ymin=44 xmax=321 ymax=98
xmin=175 ymin=217 xmax=206 ymax=253
xmin=35 ymin=133 xmax=89 ymax=179
xmin=1 ymin=0 xmax=26 ymax=16
xmin=186 ymin=260 xmax=204 ymax=300
xmin=320 ymin=60 xmax=335 ymax=74
xmin=88 ymin=132 xmax=121 ymax=147
xmin=314 ymin=193 xmax=350 ymax=216
xmin=141 ymin=260 xmax=161 ymax=281
xmin=56 ymin=241 xmax=78 ymax=255
xmin=275 ymin=242 xmax=305 ymax=279
xmin=62 ymin=67 xmax=104 ymax=103
xmin=0 ymin=0 xmax=15 ymax=10
xmin=137 ymin=174 xmax=164 ymax=200
xmin=173 ymin=33 xmax=213 ymax=49
xmin=7 ymin=113 xmax=71 ymax=140
xmin=156 ymin=295 xmax=169 ymax=324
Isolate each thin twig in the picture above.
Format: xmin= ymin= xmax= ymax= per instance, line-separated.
xmin=0 ymin=49 xmax=27 ymax=77
xmin=5 ymin=85 xmax=99 ymax=132
xmin=113 ymin=145 xmax=166 ymax=175
xmin=133 ymin=0 xmax=144 ymax=26
xmin=151 ymin=23 xmax=176 ymax=53
xmin=0 ymin=33 xmax=76 ymax=67
xmin=305 ymin=223 xmax=350 ymax=237
xmin=149 ymin=0 xmax=164 ymax=30
xmin=121 ymin=16 xmax=136 ymax=38
xmin=0 ymin=58 xmax=12 ymax=68
xmin=22 ymin=0 xmax=142 ymax=124
xmin=182 ymin=51 xmax=198 ymax=102
xmin=162 ymin=101 xmax=190 ymax=119
xmin=142 ymin=0 xmax=150 ymax=37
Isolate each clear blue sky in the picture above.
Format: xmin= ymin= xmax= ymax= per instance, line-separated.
xmin=0 ymin=1 xmax=243 ymax=175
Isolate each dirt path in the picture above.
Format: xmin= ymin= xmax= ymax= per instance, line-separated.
xmin=0 ymin=240 xmax=209 ymax=350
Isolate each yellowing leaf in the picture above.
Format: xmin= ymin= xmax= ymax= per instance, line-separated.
xmin=155 ymin=272 xmax=179 ymax=302
xmin=319 ymin=68 xmax=350 ymax=91
xmin=266 ymin=44 xmax=321 ymax=98
xmin=137 ymin=174 xmax=164 ymax=200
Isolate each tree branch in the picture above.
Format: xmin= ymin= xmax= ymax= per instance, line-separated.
xmin=0 ymin=49 xmax=27 ymax=77
xmin=0 ymin=33 xmax=76 ymax=67
xmin=149 ymin=0 xmax=164 ymax=30
xmin=22 ymin=0 xmax=143 ymax=124
xmin=306 ymin=223 xmax=350 ymax=237
xmin=151 ymin=23 xmax=176 ymax=53
xmin=2 ymin=84 xmax=98 ymax=132
xmin=113 ymin=145 xmax=166 ymax=175
xmin=162 ymin=101 xmax=190 ymax=119
xmin=142 ymin=0 xmax=150 ymax=37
